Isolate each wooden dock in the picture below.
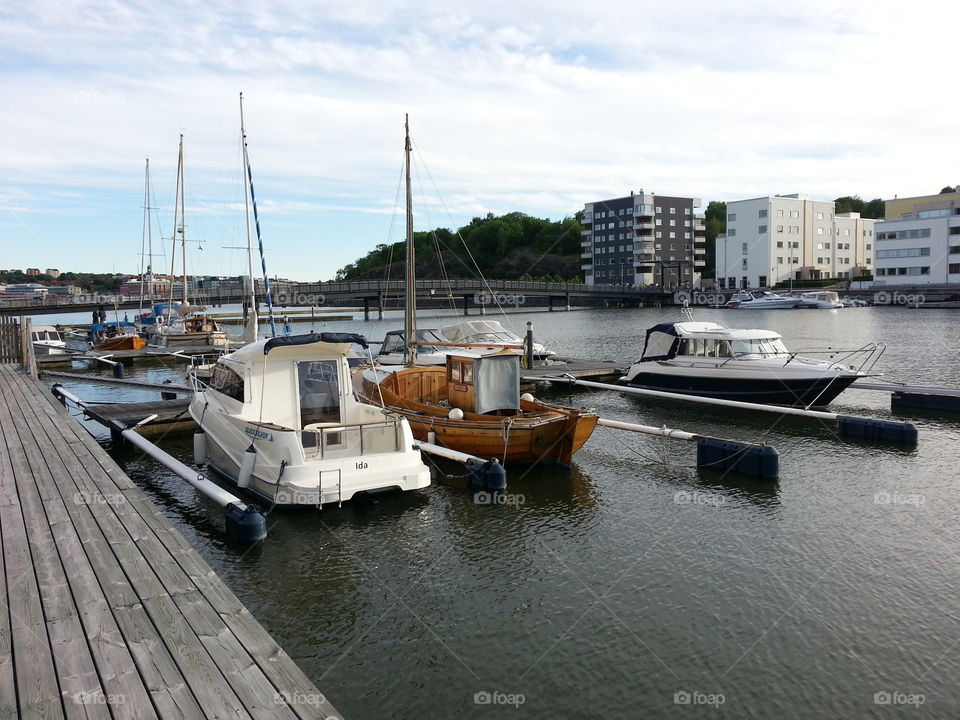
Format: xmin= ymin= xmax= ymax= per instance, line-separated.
xmin=524 ymin=357 xmax=627 ymax=380
xmin=0 ymin=363 xmax=341 ymax=719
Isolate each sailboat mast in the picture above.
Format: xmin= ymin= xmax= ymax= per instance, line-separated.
xmin=146 ymin=159 xmax=154 ymax=305
xmin=167 ymin=136 xmax=183 ymax=314
xmin=403 ymin=114 xmax=417 ymax=366
xmin=239 ymin=92 xmax=259 ymax=332
xmin=138 ymin=158 xmax=149 ymax=314
xmin=179 ymin=136 xmax=188 ymax=306
xmin=238 ymin=93 xmax=276 ymax=337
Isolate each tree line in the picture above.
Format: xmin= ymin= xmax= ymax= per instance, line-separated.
xmin=333 ymin=186 xmax=956 ymax=282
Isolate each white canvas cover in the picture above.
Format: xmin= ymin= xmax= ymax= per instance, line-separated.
xmin=474 ymin=354 xmax=520 ymax=414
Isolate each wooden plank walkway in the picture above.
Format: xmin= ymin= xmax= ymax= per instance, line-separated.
xmin=0 ymin=364 xmax=341 ymax=720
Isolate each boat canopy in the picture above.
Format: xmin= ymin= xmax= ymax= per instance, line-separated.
xmin=263 ymin=332 xmax=368 ymax=355
xmin=441 ymin=320 xmax=521 ymax=344
xmin=640 ymin=322 xmax=784 ymax=361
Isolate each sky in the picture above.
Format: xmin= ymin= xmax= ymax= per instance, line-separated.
xmin=1 ymin=0 xmax=957 ymax=282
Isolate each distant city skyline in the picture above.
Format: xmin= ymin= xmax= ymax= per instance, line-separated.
xmin=2 ymin=0 xmax=958 ymax=281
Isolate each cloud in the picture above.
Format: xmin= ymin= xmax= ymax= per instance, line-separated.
xmin=1 ymin=0 xmax=959 ymax=279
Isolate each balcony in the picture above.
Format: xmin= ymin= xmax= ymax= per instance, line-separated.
xmin=582 ymin=213 xmax=593 ymax=225
xmin=694 ymin=259 xmax=706 ymax=268
xmin=634 ymin=221 xmax=655 ymax=231
xmin=581 ymin=251 xmax=593 ymax=259
xmin=581 ymin=228 xmax=592 ymax=236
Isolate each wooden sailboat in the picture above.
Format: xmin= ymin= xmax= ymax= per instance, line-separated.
xmin=353 ymin=116 xmax=597 ymax=465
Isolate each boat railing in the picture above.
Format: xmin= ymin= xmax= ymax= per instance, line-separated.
xmin=780 ymin=342 xmax=886 ymax=373
xmin=301 ymin=418 xmax=404 ymax=459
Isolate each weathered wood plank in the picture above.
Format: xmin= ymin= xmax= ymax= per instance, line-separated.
xmin=0 ymin=503 xmax=64 ymax=720
xmin=142 ymin=594 xmax=254 ymax=720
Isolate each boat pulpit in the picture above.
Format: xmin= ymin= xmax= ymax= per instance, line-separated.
xmin=446 ymin=351 xmax=521 ymax=415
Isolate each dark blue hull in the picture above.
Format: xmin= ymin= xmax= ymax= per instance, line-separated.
xmin=626 ymin=372 xmax=859 ymax=406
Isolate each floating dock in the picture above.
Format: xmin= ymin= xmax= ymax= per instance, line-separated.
xmin=0 ymin=363 xmax=341 ymax=719
xmin=524 ymin=357 xmax=627 ymax=381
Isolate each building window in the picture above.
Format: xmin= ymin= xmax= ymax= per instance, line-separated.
xmin=742 ymin=258 xmax=748 ymax=270
xmin=817 ymin=228 xmax=824 ymax=235
xmin=759 ymin=209 xmax=768 ymax=218
xmin=759 ymin=225 xmax=767 ymax=233
xmin=742 ymin=242 xmax=749 ymax=255
xmin=777 ymin=210 xmax=784 ymax=218
xmin=670 ymin=207 xmax=676 ymax=214
xmin=758 ymin=275 xmax=767 ymax=287
xmin=776 ymin=256 xmax=783 ymax=264
xmin=776 ymin=241 xmax=783 ymax=248
xmin=776 ymin=226 xmax=783 ymax=233
xmin=728 ymin=213 xmax=736 ymax=221
xmin=728 ymin=229 xmax=736 ymax=237
xmin=817 ymin=212 xmax=824 ymax=220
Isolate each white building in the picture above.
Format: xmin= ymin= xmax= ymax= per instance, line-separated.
xmin=873 ymin=189 xmax=960 ymax=285
xmin=715 ymin=193 xmax=874 ymax=289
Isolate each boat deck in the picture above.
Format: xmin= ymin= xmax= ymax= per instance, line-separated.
xmin=0 ymin=364 xmax=340 ymax=719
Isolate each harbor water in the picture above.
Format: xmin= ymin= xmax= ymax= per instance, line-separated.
xmin=39 ymin=305 xmax=960 ymax=718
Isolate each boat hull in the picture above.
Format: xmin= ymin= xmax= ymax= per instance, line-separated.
xmin=95 ymin=336 xmax=147 ymax=351
xmin=625 ymin=371 xmax=859 ymax=406
xmin=354 ymin=367 xmax=597 ymax=465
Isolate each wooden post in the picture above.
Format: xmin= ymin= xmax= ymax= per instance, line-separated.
xmin=20 ymin=316 xmax=37 ymax=377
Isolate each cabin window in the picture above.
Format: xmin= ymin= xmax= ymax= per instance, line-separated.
xmin=209 ymin=364 xmax=245 ymax=402
xmin=297 ymin=360 xmax=341 ymax=426
xmin=450 ymin=362 xmax=462 ymax=382
xmin=462 ymin=362 xmax=474 ymax=384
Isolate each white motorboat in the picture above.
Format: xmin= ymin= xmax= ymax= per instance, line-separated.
xmin=375 ymin=328 xmax=452 ymax=366
xmin=724 ymin=290 xmax=799 ymax=310
xmin=189 ymin=332 xmax=430 ymax=506
xmin=440 ymin=319 xmax=555 ymax=360
xmin=31 ymin=325 xmax=67 ymax=355
xmin=622 ymin=321 xmax=881 ymax=406
xmin=797 ymin=291 xmax=843 ymax=309
xmin=841 ymin=296 xmax=870 ymax=307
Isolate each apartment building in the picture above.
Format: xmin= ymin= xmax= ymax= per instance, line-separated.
xmin=873 ymin=189 xmax=960 ymax=285
xmin=716 ymin=193 xmax=874 ymax=289
xmin=581 ymin=190 xmax=706 ymax=288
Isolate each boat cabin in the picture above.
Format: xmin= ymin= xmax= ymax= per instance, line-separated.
xmin=446 ymin=350 xmax=520 ymax=414
xmin=640 ymin=322 xmax=790 ymax=362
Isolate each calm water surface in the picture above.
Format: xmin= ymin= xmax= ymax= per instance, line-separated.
xmin=41 ymin=306 xmax=960 ymax=718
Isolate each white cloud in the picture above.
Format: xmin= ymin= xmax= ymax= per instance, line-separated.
xmin=1 ymin=0 xmax=958 ymax=279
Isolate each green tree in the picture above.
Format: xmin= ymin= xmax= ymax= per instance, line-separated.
xmin=702 ymin=201 xmax=726 ymax=279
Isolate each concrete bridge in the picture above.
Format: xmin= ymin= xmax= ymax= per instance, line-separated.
xmin=1 ymin=279 xmax=683 ymax=318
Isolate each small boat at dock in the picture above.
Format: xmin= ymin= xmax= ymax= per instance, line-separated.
xmin=622 ymin=321 xmax=880 ymax=406
xmin=725 ymin=290 xmax=799 ymax=309
xmin=189 ymin=332 xmax=431 ymax=506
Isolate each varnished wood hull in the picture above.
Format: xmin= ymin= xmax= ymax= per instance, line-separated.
xmin=354 ymin=366 xmax=597 ymax=465
xmin=94 ymin=336 xmax=147 ymax=351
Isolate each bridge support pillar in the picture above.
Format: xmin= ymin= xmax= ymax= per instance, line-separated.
xmin=463 ymin=294 xmax=471 ymax=316
xmin=566 ymin=292 xmax=570 ymax=311
xmin=378 ymin=294 xmax=384 ymax=320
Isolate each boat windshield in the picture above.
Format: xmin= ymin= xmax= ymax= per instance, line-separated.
xmin=298 ymin=360 xmax=342 ymax=426
xmin=729 ymin=338 xmax=789 ymax=357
